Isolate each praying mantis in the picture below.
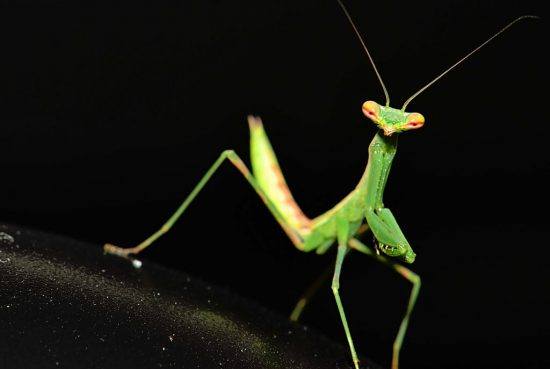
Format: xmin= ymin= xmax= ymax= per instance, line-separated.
xmin=102 ymin=1 xmax=538 ymax=368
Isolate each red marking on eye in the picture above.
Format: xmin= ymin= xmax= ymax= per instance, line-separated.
xmin=363 ymin=108 xmax=376 ymax=117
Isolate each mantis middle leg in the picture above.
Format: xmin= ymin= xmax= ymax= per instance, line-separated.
xmin=332 ymin=242 xmax=360 ymax=369
xmin=331 ymin=218 xmax=362 ymax=369
xmin=104 ymin=150 xmax=302 ymax=258
xmin=348 ymin=238 xmax=421 ymax=369
xmin=290 ymin=224 xmax=370 ymax=322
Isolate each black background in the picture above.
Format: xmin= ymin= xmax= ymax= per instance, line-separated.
xmin=1 ymin=1 xmax=548 ymax=368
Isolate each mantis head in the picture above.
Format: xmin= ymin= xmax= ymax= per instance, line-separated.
xmin=337 ymin=0 xmax=537 ymax=135
xmin=362 ymin=100 xmax=424 ymax=136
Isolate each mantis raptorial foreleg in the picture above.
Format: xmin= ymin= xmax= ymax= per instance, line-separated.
xmin=366 ymin=207 xmax=417 ymax=263
xmin=377 ymin=209 xmax=407 ymax=241
xmin=104 ymin=149 xmax=301 ymax=258
xmin=366 ymin=209 xmax=407 ymax=248
xmin=348 ymin=238 xmax=421 ymax=369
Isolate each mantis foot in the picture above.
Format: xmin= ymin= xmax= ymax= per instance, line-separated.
xmin=104 ymin=244 xmax=143 ymax=268
xmin=103 ymin=243 xmax=134 ymax=257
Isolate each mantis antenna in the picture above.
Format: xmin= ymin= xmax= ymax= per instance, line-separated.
xmin=336 ymin=0 xmax=391 ymax=107
xmin=402 ymin=15 xmax=540 ymax=110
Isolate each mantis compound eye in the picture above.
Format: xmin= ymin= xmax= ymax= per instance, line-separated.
xmin=362 ymin=100 xmax=380 ymax=120
xmin=405 ymin=112 xmax=425 ymax=129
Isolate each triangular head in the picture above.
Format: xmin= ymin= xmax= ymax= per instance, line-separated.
xmin=362 ymin=100 xmax=425 ymax=136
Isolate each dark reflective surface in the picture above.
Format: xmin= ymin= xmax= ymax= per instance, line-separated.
xmin=0 ymin=223 xmax=381 ymax=369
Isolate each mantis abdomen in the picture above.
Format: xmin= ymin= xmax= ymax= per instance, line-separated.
xmin=248 ymin=117 xmax=312 ymax=235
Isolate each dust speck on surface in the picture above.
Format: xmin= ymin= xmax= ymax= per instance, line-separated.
xmin=1 ymin=222 xmax=381 ymax=369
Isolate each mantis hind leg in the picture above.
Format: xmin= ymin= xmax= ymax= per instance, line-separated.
xmin=290 ymin=260 xmax=333 ymax=322
xmin=348 ymin=238 xmax=420 ymax=369
xmin=104 ymin=150 xmax=302 ymax=259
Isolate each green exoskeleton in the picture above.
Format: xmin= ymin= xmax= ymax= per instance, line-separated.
xmin=103 ymin=1 xmax=537 ymax=368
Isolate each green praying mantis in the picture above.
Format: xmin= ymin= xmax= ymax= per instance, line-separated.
xmin=103 ymin=1 xmax=538 ymax=368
